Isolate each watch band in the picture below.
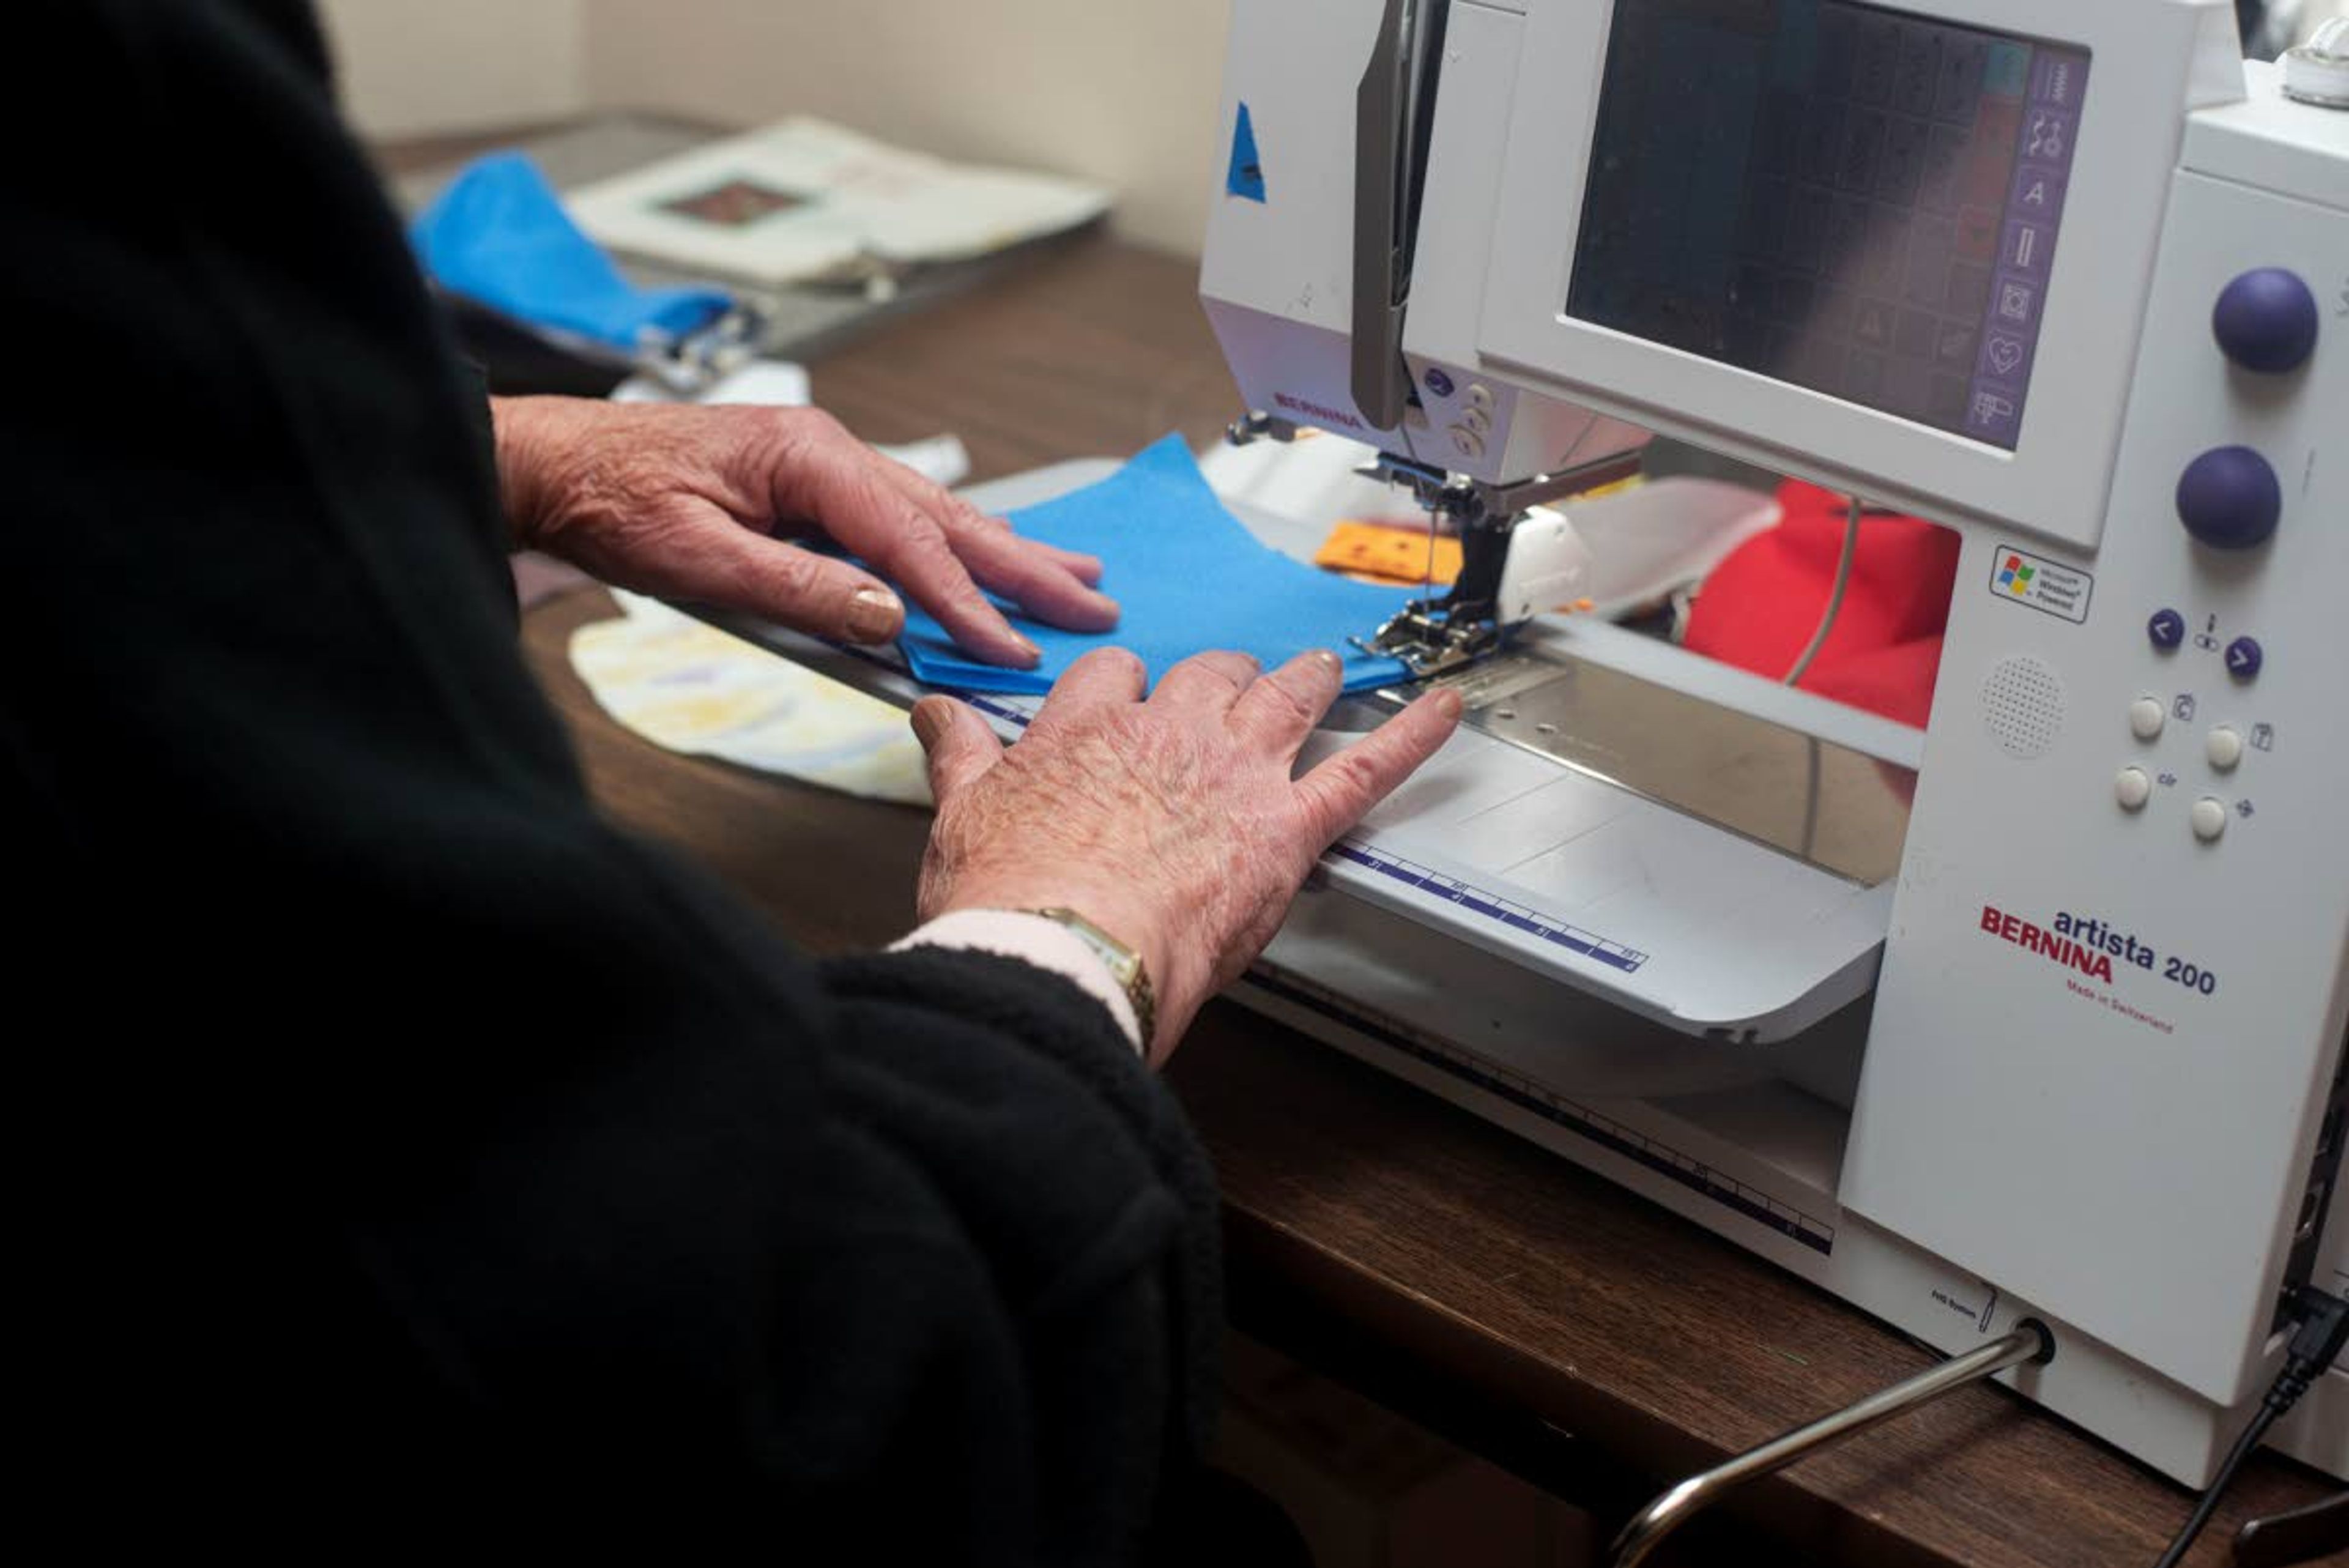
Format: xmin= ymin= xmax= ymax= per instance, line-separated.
xmin=1023 ymin=907 xmax=1156 ymax=1052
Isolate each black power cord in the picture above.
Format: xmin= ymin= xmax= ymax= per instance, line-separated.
xmin=2153 ymin=1285 xmax=2349 ymax=1568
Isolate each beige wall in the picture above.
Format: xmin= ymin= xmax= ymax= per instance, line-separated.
xmin=579 ymin=0 xmax=1233 ymax=256
xmin=323 ymin=0 xmax=2349 ymax=255
xmin=328 ymin=0 xmax=2349 ymax=254
xmin=317 ymin=0 xmax=587 ymax=138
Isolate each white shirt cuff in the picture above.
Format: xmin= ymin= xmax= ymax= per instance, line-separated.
xmin=890 ymin=910 xmax=1144 ymax=1055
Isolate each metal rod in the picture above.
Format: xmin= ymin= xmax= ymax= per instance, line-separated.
xmin=1609 ymin=1320 xmax=2054 ymax=1568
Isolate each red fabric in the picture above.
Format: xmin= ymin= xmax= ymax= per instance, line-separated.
xmin=1682 ymin=480 xmax=1960 ymax=729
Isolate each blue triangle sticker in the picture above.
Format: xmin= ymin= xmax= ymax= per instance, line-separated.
xmin=1226 ymin=102 xmax=1267 ymax=203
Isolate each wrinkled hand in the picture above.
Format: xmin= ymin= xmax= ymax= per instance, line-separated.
xmin=492 ymin=396 xmax=1117 ymax=667
xmin=911 ymin=647 xmax=1462 ymax=1063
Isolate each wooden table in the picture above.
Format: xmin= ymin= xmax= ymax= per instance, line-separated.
xmin=518 ymin=233 xmax=2339 ymax=1568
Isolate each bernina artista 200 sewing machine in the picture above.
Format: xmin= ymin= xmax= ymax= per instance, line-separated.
xmin=1195 ymin=0 xmax=2349 ymax=1522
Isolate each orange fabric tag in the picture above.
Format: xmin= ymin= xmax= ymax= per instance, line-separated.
xmin=1314 ymin=521 xmax=1462 ymax=586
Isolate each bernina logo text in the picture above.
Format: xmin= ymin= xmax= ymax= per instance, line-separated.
xmin=1979 ymin=904 xmax=2114 ymax=982
xmin=1976 ymin=904 xmax=2221 ymax=999
xmin=1272 ymin=392 xmax=1366 ymax=431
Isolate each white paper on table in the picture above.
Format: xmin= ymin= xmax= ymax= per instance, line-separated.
xmin=563 ymin=117 xmax=1111 ymax=289
xmin=870 ymin=433 xmax=972 ymax=489
xmin=611 ymin=359 xmax=812 ymax=406
xmin=569 ymin=590 xmax=931 ymax=806
xmin=608 ymin=359 xmax=972 ymax=489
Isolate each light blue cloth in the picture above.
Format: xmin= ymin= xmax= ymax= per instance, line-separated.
xmin=410 ymin=152 xmax=734 ymax=353
xmin=899 ymin=435 xmax=1416 ymax=696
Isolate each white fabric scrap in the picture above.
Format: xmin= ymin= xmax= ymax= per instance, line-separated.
xmin=568 ymin=590 xmax=931 ymax=806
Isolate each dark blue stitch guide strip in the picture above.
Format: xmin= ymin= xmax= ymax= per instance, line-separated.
xmin=957 ymin=692 xmax=1035 ymax=728
xmin=1326 ymin=840 xmax=1649 ymax=973
xmin=1244 ymin=967 xmax=1836 ymax=1256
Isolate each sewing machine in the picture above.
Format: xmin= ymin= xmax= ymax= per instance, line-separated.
xmin=1193 ymin=0 xmax=2349 ymax=1495
xmin=700 ymin=0 xmax=2344 ymax=1504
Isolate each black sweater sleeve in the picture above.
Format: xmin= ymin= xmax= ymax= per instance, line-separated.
xmin=7 ymin=3 xmax=1217 ymax=1553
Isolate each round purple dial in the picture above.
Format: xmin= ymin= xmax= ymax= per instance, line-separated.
xmin=2176 ymin=446 xmax=2282 ymax=551
xmin=2212 ymin=268 xmax=2319 ymax=375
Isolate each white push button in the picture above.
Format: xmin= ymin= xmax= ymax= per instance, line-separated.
xmin=2114 ymin=767 xmax=2152 ymax=812
xmin=1467 ymin=383 xmax=1494 ymax=409
xmin=1447 ymin=425 xmax=1485 ymax=459
xmin=2191 ymin=797 xmax=2228 ymax=842
xmin=2129 ymin=697 xmax=2166 ymax=740
xmin=2205 ymin=726 xmax=2244 ymax=771
xmin=1461 ymin=405 xmax=1492 ymax=436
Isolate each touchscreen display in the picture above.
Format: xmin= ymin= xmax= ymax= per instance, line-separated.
xmin=1566 ymin=0 xmax=2090 ymax=449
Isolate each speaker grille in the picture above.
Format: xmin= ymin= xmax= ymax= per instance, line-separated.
xmin=1980 ymin=656 xmax=2065 ymax=759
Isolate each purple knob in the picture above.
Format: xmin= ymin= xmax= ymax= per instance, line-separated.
xmin=2213 ymin=268 xmax=2318 ymax=374
xmin=2177 ymin=446 xmax=2281 ymax=551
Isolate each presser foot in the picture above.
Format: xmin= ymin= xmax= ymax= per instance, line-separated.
xmin=1351 ymin=601 xmax=1504 ymax=680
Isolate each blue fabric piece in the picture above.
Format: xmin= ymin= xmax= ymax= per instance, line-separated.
xmin=410 ymin=152 xmax=734 ymax=352
xmin=899 ymin=436 xmax=1415 ymax=696
xmin=1226 ymin=103 xmax=1267 ymax=202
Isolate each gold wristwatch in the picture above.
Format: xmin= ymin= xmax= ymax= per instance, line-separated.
xmin=1025 ymin=907 xmax=1156 ymax=1050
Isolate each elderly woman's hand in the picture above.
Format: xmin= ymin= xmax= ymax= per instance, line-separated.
xmin=492 ymin=396 xmax=1118 ymax=668
xmin=911 ymin=647 xmax=1462 ymax=1064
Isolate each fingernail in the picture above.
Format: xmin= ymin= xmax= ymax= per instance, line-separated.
xmin=1312 ymin=649 xmax=1343 ymax=674
xmin=847 ymin=587 xmax=902 ymax=644
xmin=1012 ymin=632 xmax=1044 ymax=666
xmin=1432 ymin=688 xmax=1464 ymax=719
xmin=910 ymin=699 xmax=948 ymax=751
